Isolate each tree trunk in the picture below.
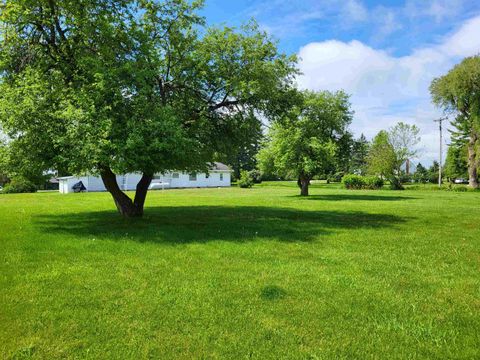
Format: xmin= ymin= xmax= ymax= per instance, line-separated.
xmin=467 ymin=132 xmax=479 ymax=189
xmin=100 ymin=167 xmax=153 ymax=217
xmin=133 ymin=173 xmax=153 ymax=216
xmin=298 ymin=175 xmax=309 ymax=196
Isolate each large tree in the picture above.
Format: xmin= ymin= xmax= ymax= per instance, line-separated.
xmin=367 ymin=122 xmax=420 ymax=189
xmin=257 ymin=90 xmax=352 ymax=196
xmin=351 ymin=133 xmax=369 ymax=175
xmin=334 ymin=131 xmax=354 ymax=175
xmin=367 ymin=130 xmax=397 ymax=182
xmin=0 ymin=134 xmax=51 ymax=186
xmin=430 ymin=55 xmax=480 ymax=189
xmin=216 ymin=118 xmax=263 ymax=180
xmin=444 ymin=142 xmax=468 ymax=181
xmin=0 ymin=0 xmax=297 ymax=216
xmin=388 ymin=122 xmax=421 ymax=168
xmin=427 ymin=161 xmax=441 ymax=184
xmin=0 ymin=137 xmax=9 ymax=185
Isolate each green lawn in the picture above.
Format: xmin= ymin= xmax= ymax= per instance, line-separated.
xmin=1 ymin=183 xmax=479 ymax=359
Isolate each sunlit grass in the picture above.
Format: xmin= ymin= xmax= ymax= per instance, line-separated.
xmin=1 ymin=183 xmax=479 ymax=359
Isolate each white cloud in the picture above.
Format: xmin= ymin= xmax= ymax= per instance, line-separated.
xmin=343 ymin=0 xmax=368 ymax=22
xmin=441 ymin=16 xmax=480 ymax=57
xmin=427 ymin=1 xmax=450 ymax=22
xmin=405 ymin=0 xmax=466 ymax=22
xmin=371 ymin=7 xmax=402 ymax=41
xmin=257 ymin=9 xmax=324 ymax=39
xmin=297 ymin=15 xmax=480 ymax=165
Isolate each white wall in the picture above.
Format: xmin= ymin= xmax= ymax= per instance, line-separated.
xmin=151 ymin=171 xmax=230 ymax=188
xmin=59 ymin=176 xmax=90 ymax=194
xmin=59 ymin=171 xmax=231 ymax=193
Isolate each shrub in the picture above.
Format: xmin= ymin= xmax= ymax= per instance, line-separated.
xmin=342 ymin=174 xmax=365 ymax=189
xmin=364 ymin=176 xmax=384 ymax=189
xmin=447 ymin=183 xmax=468 ymax=192
xmin=327 ymin=172 xmax=344 ymax=183
xmin=399 ymin=173 xmax=413 ymax=184
xmin=2 ymin=177 xmax=37 ymax=194
xmin=389 ymin=177 xmax=404 ymax=190
xmin=238 ymin=170 xmax=254 ymax=188
xmin=342 ymin=174 xmax=384 ymax=190
xmin=248 ymin=169 xmax=262 ymax=184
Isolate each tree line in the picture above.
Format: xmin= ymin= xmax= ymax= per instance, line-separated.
xmin=257 ymin=115 xmax=422 ymax=194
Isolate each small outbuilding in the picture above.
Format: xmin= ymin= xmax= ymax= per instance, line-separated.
xmin=58 ymin=162 xmax=232 ymax=194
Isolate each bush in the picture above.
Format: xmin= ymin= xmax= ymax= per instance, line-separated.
xmin=389 ymin=177 xmax=404 ymax=190
xmin=238 ymin=170 xmax=254 ymax=188
xmin=327 ymin=172 xmax=344 ymax=183
xmin=399 ymin=173 xmax=412 ymax=184
xmin=2 ymin=178 xmax=37 ymax=193
xmin=447 ymin=183 xmax=468 ymax=192
xmin=364 ymin=176 xmax=384 ymax=189
xmin=248 ymin=169 xmax=262 ymax=184
xmin=342 ymin=174 xmax=365 ymax=189
xmin=342 ymin=174 xmax=384 ymax=190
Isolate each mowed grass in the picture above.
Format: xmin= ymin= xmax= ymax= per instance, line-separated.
xmin=1 ymin=182 xmax=479 ymax=359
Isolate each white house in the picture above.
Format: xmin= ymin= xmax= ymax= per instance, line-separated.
xmin=58 ymin=162 xmax=231 ymax=194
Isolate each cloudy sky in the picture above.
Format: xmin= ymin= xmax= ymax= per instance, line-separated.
xmin=201 ymin=0 xmax=480 ymax=166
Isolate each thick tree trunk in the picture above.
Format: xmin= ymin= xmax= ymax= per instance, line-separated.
xmin=467 ymin=132 xmax=479 ymax=189
xmin=100 ymin=167 xmax=153 ymax=217
xmin=298 ymin=175 xmax=310 ymax=196
xmin=132 ymin=173 xmax=153 ymax=216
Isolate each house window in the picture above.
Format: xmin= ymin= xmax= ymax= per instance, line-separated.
xmin=220 ymin=173 xmax=223 ymax=181
xmin=189 ymin=173 xmax=197 ymax=181
xmin=153 ymin=174 xmax=162 ymax=180
xmin=172 ymin=173 xmax=179 ymax=179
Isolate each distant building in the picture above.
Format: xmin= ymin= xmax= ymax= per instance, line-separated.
xmin=58 ymin=162 xmax=231 ymax=194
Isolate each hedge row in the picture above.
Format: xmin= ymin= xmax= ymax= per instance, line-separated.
xmin=1 ymin=178 xmax=37 ymax=194
xmin=342 ymin=174 xmax=384 ymax=190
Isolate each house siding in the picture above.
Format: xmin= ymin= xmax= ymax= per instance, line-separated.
xmin=58 ymin=171 xmax=231 ymax=194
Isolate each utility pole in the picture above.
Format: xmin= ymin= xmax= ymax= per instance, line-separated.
xmin=434 ymin=117 xmax=447 ymax=187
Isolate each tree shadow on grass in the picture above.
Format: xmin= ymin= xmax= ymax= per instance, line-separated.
xmin=33 ymin=206 xmax=408 ymax=244
xmin=295 ymin=194 xmax=417 ymax=201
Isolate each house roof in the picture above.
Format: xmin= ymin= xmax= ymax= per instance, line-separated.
xmin=58 ymin=162 xmax=231 ymax=179
xmin=210 ymin=162 xmax=231 ymax=171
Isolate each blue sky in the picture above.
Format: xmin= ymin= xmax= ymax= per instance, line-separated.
xmin=201 ymin=0 xmax=480 ymax=166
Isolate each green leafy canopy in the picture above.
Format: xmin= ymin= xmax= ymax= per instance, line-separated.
xmin=367 ymin=122 xmax=420 ymax=189
xmin=258 ymin=90 xmax=353 ymax=184
xmin=0 ymin=0 xmax=298 ymax=177
xmin=430 ymin=55 xmax=480 ymax=188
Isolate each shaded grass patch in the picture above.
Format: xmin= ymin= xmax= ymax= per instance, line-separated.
xmin=32 ymin=206 xmax=407 ymax=244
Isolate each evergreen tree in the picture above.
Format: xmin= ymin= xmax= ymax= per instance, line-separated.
xmin=427 ymin=161 xmax=441 ymax=183
xmin=351 ymin=134 xmax=369 ymax=175
xmin=334 ymin=132 xmax=354 ymax=174
xmin=444 ymin=143 xmax=468 ymax=181
xmin=413 ymin=163 xmax=428 ymax=183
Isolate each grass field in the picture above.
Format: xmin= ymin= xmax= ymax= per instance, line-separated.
xmin=1 ymin=182 xmax=479 ymax=359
